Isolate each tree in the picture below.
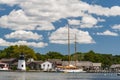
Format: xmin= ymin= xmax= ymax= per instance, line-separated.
xmin=0 ymin=50 xmax=6 ymax=59
xmin=112 ymin=55 xmax=120 ymax=64
xmin=3 ymin=45 xmax=37 ymax=59
xmin=71 ymin=52 xmax=84 ymax=61
xmin=36 ymin=53 xmax=46 ymax=61
xmin=84 ymin=50 xmax=96 ymax=62
xmin=46 ymin=51 xmax=63 ymax=59
xmin=101 ymin=54 xmax=112 ymax=68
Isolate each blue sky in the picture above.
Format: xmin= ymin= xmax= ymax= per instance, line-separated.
xmin=0 ymin=0 xmax=120 ymax=55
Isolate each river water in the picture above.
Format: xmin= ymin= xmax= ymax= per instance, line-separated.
xmin=0 ymin=72 xmax=120 ymax=80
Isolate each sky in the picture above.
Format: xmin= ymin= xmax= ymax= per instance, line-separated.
xmin=0 ymin=0 xmax=120 ymax=55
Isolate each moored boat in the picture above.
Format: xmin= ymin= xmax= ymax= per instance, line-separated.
xmin=56 ymin=64 xmax=85 ymax=73
xmin=56 ymin=24 xmax=86 ymax=73
xmin=117 ymin=73 xmax=120 ymax=76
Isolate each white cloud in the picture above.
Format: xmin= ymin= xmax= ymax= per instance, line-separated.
xmin=0 ymin=38 xmax=10 ymax=46
xmin=94 ymin=25 xmax=103 ymax=28
xmin=0 ymin=10 xmax=35 ymax=30
xmin=68 ymin=16 xmax=105 ymax=29
xmin=0 ymin=0 xmax=18 ymax=6
xmin=49 ymin=27 xmax=95 ymax=44
xmin=97 ymin=30 xmax=118 ymax=36
xmin=21 ymin=1 xmax=120 ymax=17
xmin=0 ymin=38 xmax=48 ymax=48
xmin=0 ymin=10 xmax=55 ymax=31
xmin=0 ymin=0 xmax=120 ymax=31
xmin=68 ymin=19 xmax=80 ymax=26
xmin=0 ymin=0 xmax=120 ymax=49
xmin=112 ymin=24 xmax=120 ymax=30
xmin=12 ymin=41 xmax=48 ymax=48
xmin=5 ymin=30 xmax=43 ymax=40
xmin=97 ymin=17 xmax=105 ymax=22
xmin=80 ymin=15 xmax=98 ymax=28
xmin=88 ymin=5 xmax=120 ymax=16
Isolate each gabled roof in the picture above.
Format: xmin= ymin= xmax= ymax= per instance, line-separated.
xmin=41 ymin=61 xmax=53 ymax=65
xmin=110 ymin=64 xmax=120 ymax=68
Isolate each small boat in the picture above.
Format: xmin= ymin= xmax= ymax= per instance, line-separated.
xmin=117 ymin=73 xmax=120 ymax=76
xmin=0 ymin=63 xmax=9 ymax=71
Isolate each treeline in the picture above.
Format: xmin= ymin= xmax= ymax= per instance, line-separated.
xmin=0 ymin=45 xmax=120 ymax=68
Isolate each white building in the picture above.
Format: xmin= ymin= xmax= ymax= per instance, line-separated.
xmin=17 ymin=54 xmax=26 ymax=71
xmin=41 ymin=61 xmax=53 ymax=71
xmin=92 ymin=63 xmax=101 ymax=70
xmin=0 ymin=63 xmax=9 ymax=70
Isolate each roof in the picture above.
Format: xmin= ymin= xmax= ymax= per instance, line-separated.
xmin=92 ymin=63 xmax=101 ymax=67
xmin=0 ymin=62 xmax=8 ymax=65
xmin=27 ymin=61 xmax=43 ymax=65
xmin=41 ymin=61 xmax=53 ymax=64
xmin=0 ymin=58 xmax=17 ymax=63
xmin=76 ymin=61 xmax=93 ymax=66
xmin=110 ymin=64 xmax=120 ymax=68
xmin=48 ymin=59 xmax=62 ymax=64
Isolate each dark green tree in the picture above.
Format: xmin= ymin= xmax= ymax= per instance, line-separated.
xmin=84 ymin=50 xmax=96 ymax=62
xmin=0 ymin=50 xmax=6 ymax=59
xmin=36 ymin=53 xmax=46 ymax=61
xmin=46 ymin=51 xmax=63 ymax=59
xmin=101 ymin=54 xmax=112 ymax=68
xmin=71 ymin=52 xmax=84 ymax=61
xmin=3 ymin=45 xmax=37 ymax=59
xmin=112 ymin=55 xmax=120 ymax=64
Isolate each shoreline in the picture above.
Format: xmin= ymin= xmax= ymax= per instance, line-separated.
xmin=1 ymin=70 xmax=120 ymax=73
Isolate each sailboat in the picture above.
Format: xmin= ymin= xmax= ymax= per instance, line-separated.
xmin=56 ymin=24 xmax=85 ymax=73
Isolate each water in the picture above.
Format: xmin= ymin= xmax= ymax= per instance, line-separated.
xmin=0 ymin=72 xmax=120 ymax=80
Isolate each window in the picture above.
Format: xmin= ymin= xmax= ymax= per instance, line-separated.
xmin=43 ymin=64 xmax=45 ymax=67
xmin=48 ymin=64 xmax=49 ymax=67
xmin=21 ymin=65 xmax=23 ymax=67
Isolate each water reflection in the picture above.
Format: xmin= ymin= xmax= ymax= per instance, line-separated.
xmin=15 ymin=72 xmax=25 ymax=80
xmin=0 ymin=72 xmax=120 ymax=80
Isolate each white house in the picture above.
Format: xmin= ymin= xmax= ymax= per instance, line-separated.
xmin=92 ymin=63 xmax=101 ymax=70
xmin=41 ymin=61 xmax=53 ymax=71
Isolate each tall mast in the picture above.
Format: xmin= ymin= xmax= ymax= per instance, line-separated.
xmin=68 ymin=24 xmax=71 ymax=65
xmin=74 ymin=34 xmax=77 ymax=66
xmin=75 ymin=34 xmax=77 ymax=54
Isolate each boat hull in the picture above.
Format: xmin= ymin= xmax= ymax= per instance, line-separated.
xmin=57 ymin=69 xmax=86 ymax=73
xmin=0 ymin=68 xmax=9 ymax=71
xmin=117 ymin=73 xmax=120 ymax=76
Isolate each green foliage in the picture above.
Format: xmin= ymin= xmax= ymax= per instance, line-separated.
xmin=101 ymin=54 xmax=112 ymax=68
xmin=84 ymin=50 xmax=96 ymax=62
xmin=1 ymin=45 xmax=36 ymax=60
xmin=0 ymin=46 xmax=120 ymax=68
xmin=62 ymin=55 xmax=69 ymax=61
xmin=26 ymin=66 xmax=30 ymax=71
xmin=11 ymin=65 xmax=17 ymax=71
xmin=36 ymin=53 xmax=46 ymax=61
xmin=71 ymin=52 xmax=84 ymax=61
xmin=112 ymin=55 xmax=120 ymax=64
xmin=0 ymin=50 xmax=6 ymax=59
xmin=46 ymin=51 xmax=64 ymax=59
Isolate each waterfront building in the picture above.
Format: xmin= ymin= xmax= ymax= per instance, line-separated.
xmin=0 ymin=58 xmax=17 ymax=68
xmin=41 ymin=61 xmax=53 ymax=71
xmin=17 ymin=54 xmax=26 ymax=71
xmin=27 ymin=61 xmax=43 ymax=70
xmin=110 ymin=64 xmax=120 ymax=72
xmin=0 ymin=62 xmax=9 ymax=70
xmin=92 ymin=63 xmax=101 ymax=70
